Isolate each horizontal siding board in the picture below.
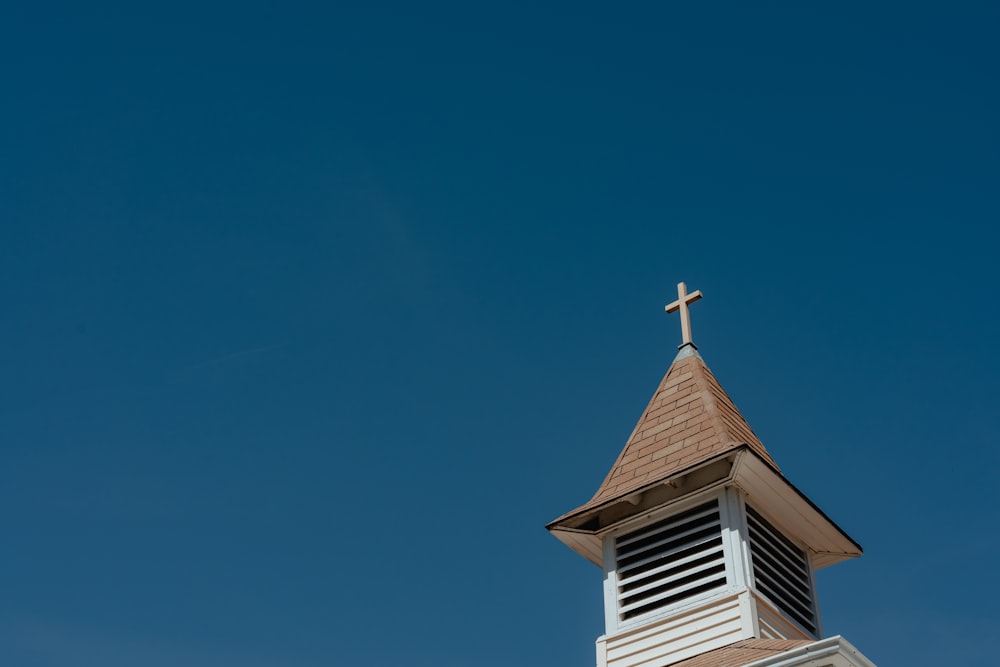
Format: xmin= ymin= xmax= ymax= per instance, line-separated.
xmin=606 ymin=597 xmax=744 ymax=667
xmin=628 ymin=621 xmax=743 ymax=667
xmin=753 ymin=592 xmax=811 ymax=641
xmin=608 ymin=595 xmax=740 ymax=644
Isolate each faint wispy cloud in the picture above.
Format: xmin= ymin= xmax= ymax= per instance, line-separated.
xmin=185 ymin=342 xmax=287 ymax=371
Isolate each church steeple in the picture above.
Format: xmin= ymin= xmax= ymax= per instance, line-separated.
xmin=547 ymin=283 xmax=875 ymax=667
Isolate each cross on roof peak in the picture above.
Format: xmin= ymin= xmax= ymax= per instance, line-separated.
xmin=665 ymin=282 xmax=703 ymax=348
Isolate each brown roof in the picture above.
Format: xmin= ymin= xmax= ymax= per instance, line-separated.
xmin=668 ymin=639 xmax=814 ymax=667
xmin=577 ymin=345 xmax=778 ymax=513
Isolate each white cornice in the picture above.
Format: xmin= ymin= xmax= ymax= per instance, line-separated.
xmin=740 ymin=636 xmax=876 ymax=667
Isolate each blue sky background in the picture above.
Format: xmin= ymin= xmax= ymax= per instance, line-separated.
xmin=2 ymin=2 xmax=998 ymax=666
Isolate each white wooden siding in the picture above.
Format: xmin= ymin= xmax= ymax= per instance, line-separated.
xmin=753 ymin=592 xmax=812 ymax=641
xmin=598 ymin=594 xmax=746 ymax=667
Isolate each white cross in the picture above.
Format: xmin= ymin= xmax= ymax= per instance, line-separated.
xmin=665 ymin=282 xmax=703 ymax=347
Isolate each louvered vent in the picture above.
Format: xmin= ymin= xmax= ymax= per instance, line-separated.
xmin=615 ymin=500 xmax=727 ymax=622
xmin=746 ymin=506 xmax=817 ymax=635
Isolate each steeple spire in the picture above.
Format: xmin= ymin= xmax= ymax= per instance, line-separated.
xmin=546 ymin=284 xmax=874 ymax=667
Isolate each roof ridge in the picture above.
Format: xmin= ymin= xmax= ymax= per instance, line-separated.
xmin=699 ymin=360 xmax=777 ymax=468
xmin=690 ymin=351 xmax=729 ymax=445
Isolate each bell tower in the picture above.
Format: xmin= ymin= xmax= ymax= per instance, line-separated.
xmin=547 ymin=283 xmax=877 ymax=667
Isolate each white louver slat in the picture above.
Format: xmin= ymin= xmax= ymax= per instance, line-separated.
xmin=614 ymin=499 xmax=727 ymax=622
xmin=746 ymin=505 xmax=817 ymax=635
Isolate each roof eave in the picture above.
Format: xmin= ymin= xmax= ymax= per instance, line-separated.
xmin=731 ymin=449 xmax=863 ymax=569
xmin=547 ymin=445 xmax=863 ymax=569
xmin=546 ymin=449 xmax=742 ymax=566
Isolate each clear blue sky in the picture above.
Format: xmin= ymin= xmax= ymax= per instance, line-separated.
xmin=2 ymin=2 xmax=998 ymax=666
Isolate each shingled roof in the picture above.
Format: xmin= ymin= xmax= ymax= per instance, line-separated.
xmin=667 ymin=639 xmax=814 ymax=667
xmin=565 ymin=344 xmax=778 ymax=518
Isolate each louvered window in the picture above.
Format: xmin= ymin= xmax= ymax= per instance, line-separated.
xmin=746 ymin=506 xmax=817 ymax=634
xmin=614 ymin=499 xmax=728 ymax=622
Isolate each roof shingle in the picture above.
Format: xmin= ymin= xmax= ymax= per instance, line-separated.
xmin=577 ymin=345 xmax=778 ymax=513
xmin=667 ymin=639 xmax=814 ymax=667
